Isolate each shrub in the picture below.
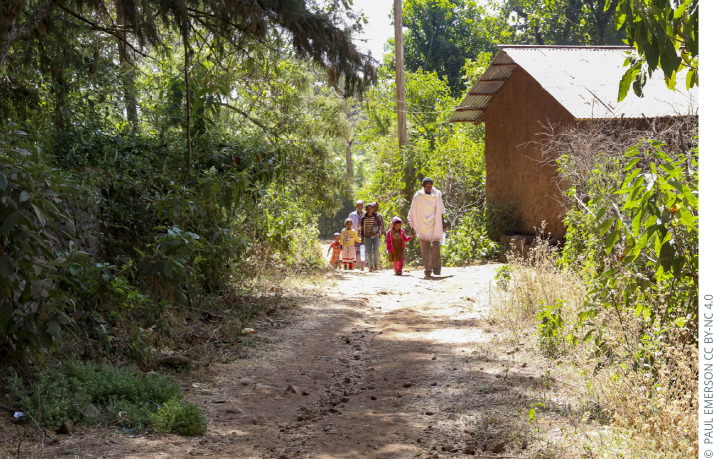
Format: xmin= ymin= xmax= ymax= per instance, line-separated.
xmin=494 ymin=265 xmax=512 ymax=290
xmin=1 ymin=361 xmax=200 ymax=435
xmin=151 ymin=399 xmax=207 ymax=436
xmin=0 ymin=127 xmax=78 ymax=359
xmin=441 ymin=207 xmax=501 ymax=265
xmin=484 ymin=200 xmax=517 ymax=241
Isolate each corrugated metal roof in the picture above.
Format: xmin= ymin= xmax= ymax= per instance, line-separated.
xmin=450 ymin=45 xmax=698 ymax=123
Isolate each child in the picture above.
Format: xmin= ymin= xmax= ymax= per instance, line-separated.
xmin=327 ymin=233 xmax=342 ymax=269
xmin=385 ymin=216 xmax=412 ymax=275
xmin=340 ymin=218 xmax=361 ymax=270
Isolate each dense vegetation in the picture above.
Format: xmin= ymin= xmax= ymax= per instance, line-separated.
xmin=0 ymin=0 xmax=698 ymax=451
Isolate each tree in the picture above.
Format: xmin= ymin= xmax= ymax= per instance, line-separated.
xmin=0 ymin=0 xmax=377 ymax=98
xmin=499 ymin=0 xmax=625 ymax=45
xmin=401 ymin=0 xmax=510 ymax=95
xmin=611 ymin=0 xmax=698 ymax=100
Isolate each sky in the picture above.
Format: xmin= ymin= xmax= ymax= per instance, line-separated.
xmin=354 ymin=0 xmax=394 ymax=62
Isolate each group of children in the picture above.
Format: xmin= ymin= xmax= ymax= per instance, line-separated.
xmin=327 ymin=215 xmax=412 ymax=276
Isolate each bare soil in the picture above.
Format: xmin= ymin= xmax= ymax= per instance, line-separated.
xmin=3 ymin=264 xmax=582 ymax=458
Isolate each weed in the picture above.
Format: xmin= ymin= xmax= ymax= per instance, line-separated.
xmin=151 ymin=399 xmax=207 ymax=436
xmin=1 ymin=361 xmax=203 ymax=436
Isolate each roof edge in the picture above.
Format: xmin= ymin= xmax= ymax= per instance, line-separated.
xmin=497 ymin=44 xmax=633 ymax=50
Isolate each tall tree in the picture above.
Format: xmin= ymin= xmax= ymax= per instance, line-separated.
xmin=401 ymin=0 xmax=509 ymax=95
xmin=499 ymin=0 xmax=625 ymax=45
xmin=0 ymin=0 xmax=377 ymax=97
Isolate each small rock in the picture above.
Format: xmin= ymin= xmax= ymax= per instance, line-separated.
xmin=344 ymin=377 xmax=351 ymax=384
xmin=425 ymin=410 xmax=435 ymax=416
xmin=430 ymin=382 xmax=438 ymax=386
xmin=353 ymin=354 xmax=361 ymax=360
xmin=340 ymin=397 xmax=350 ymax=403
xmin=463 ymin=445 xmax=477 ymax=455
xmin=491 ymin=441 xmax=507 ymax=453
xmin=83 ymin=403 xmax=100 ymax=420
xmin=495 ymin=374 xmax=502 ymax=378
xmin=286 ymin=384 xmax=302 ymax=395
xmin=249 ymin=414 xmax=267 ymax=425
xmin=255 ymin=383 xmax=278 ymax=395
xmin=225 ymin=406 xmax=243 ymax=414
xmin=521 ymin=362 xmax=528 ymax=368
xmin=46 ymin=437 xmax=59 ymax=446
xmin=57 ymin=421 xmax=73 ymax=435
xmin=159 ymin=354 xmax=190 ymax=368
xmin=403 ymin=382 xmax=413 ymax=388
xmin=345 ymin=338 xmax=351 ymax=344
xmin=432 ymin=355 xmax=437 ymax=360
xmin=371 ymin=396 xmax=377 ymax=400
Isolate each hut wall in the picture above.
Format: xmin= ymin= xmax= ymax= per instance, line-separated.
xmin=484 ymin=67 xmax=574 ymax=238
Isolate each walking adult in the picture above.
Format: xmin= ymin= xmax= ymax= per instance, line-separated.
xmin=408 ymin=177 xmax=446 ymax=277
xmin=373 ymin=201 xmax=386 ymax=269
xmin=359 ymin=202 xmax=385 ymax=272
xmin=347 ymin=199 xmax=366 ymax=270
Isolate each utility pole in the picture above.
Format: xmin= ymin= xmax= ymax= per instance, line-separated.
xmin=394 ymin=0 xmax=407 ymax=151
xmin=395 ymin=0 xmax=414 ymax=220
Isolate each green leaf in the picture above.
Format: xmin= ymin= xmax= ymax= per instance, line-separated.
xmin=0 ymin=210 xmax=23 ymax=235
xmin=597 ymin=218 xmax=615 ymax=237
xmin=604 ymin=230 xmax=620 ymax=254
xmin=0 ymin=255 xmax=14 ymax=277
xmin=618 ymin=63 xmax=641 ymax=102
xmin=658 ymin=240 xmax=675 ymax=272
xmin=0 ymin=173 xmax=7 ymax=191
xmin=32 ymin=204 xmax=46 ymax=227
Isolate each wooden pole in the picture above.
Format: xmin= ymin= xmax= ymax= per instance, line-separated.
xmin=394 ymin=0 xmax=407 ymax=150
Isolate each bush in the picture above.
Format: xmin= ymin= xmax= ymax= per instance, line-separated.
xmin=441 ymin=207 xmax=501 ymax=265
xmin=151 ymin=399 xmax=207 ymax=436
xmin=484 ymin=200 xmax=517 ymax=241
xmin=0 ymin=127 xmax=78 ymax=359
xmin=1 ymin=361 xmax=200 ymax=435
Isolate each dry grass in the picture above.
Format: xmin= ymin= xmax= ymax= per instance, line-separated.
xmin=490 ymin=238 xmax=697 ymax=458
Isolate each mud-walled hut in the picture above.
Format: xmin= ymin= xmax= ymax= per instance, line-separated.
xmin=450 ymin=45 xmax=698 ymax=240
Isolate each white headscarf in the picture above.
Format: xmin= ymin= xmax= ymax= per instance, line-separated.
xmin=408 ymin=187 xmax=445 ymax=242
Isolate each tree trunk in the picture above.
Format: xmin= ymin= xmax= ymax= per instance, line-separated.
xmin=0 ymin=0 xmax=27 ymax=69
xmin=182 ymin=25 xmax=192 ymax=175
xmin=346 ymin=139 xmax=354 ymax=182
xmin=116 ymin=1 xmax=138 ymax=131
xmin=395 ymin=0 xmax=414 ymax=217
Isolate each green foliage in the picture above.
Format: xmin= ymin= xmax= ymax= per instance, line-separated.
xmin=584 ymin=140 xmax=697 ymax=344
xmin=500 ymin=0 xmax=625 ymax=46
xmin=441 ymin=208 xmax=501 ymax=265
xmin=495 ymin=265 xmax=512 ymax=290
xmin=557 ymin=137 xmax=698 ymax=373
xmin=0 ymin=127 xmax=80 ymax=359
xmin=1 ymin=362 xmax=196 ymax=433
xmin=151 ymin=399 xmax=207 ymax=436
xmin=401 ymin=0 xmax=509 ymax=95
xmin=536 ymin=299 xmax=567 ymax=357
xmin=484 ymin=200 xmax=518 ymax=241
xmin=611 ymin=0 xmax=698 ymax=99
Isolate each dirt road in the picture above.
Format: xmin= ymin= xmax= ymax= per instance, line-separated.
xmin=34 ymin=264 xmax=564 ymax=458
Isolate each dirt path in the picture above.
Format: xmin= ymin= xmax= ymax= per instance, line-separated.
xmin=31 ymin=264 xmax=567 ymax=458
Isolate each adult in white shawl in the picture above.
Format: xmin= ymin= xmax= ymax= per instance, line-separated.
xmin=408 ymin=177 xmax=446 ymax=277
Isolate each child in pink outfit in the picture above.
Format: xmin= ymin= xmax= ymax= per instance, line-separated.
xmin=385 ymin=216 xmax=412 ymax=275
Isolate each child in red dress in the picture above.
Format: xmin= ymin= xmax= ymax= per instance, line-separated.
xmin=385 ymin=217 xmax=412 ymax=275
